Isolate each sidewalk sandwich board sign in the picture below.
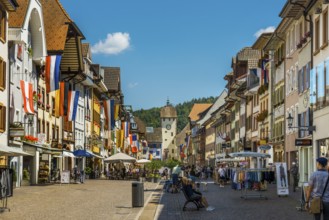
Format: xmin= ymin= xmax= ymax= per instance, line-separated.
xmin=275 ymin=162 xmax=289 ymax=196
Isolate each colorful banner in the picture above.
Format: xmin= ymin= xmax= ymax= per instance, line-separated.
xmin=20 ymin=80 xmax=34 ymax=114
xmin=45 ymin=55 xmax=61 ymax=93
xmin=68 ymin=91 xmax=79 ymax=121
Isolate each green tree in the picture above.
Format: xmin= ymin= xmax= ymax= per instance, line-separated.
xmin=133 ymin=96 xmax=216 ymax=132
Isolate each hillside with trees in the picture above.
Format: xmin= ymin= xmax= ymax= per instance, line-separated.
xmin=133 ymin=97 xmax=216 ymax=132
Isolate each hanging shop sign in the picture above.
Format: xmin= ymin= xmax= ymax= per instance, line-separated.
xmin=295 ymin=139 xmax=312 ymax=146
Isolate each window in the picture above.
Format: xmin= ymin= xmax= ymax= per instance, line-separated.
xmin=52 ymin=97 xmax=55 ymax=115
xmin=0 ymin=57 xmax=6 ymax=90
xmin=0 ymin=105 xmax=5 ymax=132
xmin=323 ymin=8 xmax=328 ymax=47
xmin=171 ymin=132 xmax=173 ymax=136
xmin=0 ymin=7 xmax=6 ymax=42
xmin=46 ymin=93 xmax=49 ymax=106
xmin=315 ymin=16 xmax=320 ymax=52
xmin=52 ymin=124 xmax=55 ymax=140
xmin=42 ymin=120 xmax=45 ymax=133
xmin=42 ymin=88 xmax=45 ymax=108
xmin=172 ymin=149 xmax=174 ymax=154
xmin=172 ymin=140 xmax=174 ymax=144
xmin=37 ymin=119 xmax=40 ymax=133
xmin=46 ymin=122 xmax=49 ymax=141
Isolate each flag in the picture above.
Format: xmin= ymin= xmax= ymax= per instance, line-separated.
xmin=55 ymin=89 xmax=60 ymax=117
xmin=59 ymin=82 xmax=69 ymax=116
xmin=120 ymin=130 xmax=124 ymax=149
xmin=124 ymin=122 xmax=130 ymax=138
xmin=20 ymin=80 xmax=34 ymax=114
xmin=103 ymin=100 xmax=110 ymax=129
xmin=114 ymin=104 xmax=119 ymax=120
xmin=110 ymin=99 xmax=115 ymax=129
xmin=68 ymin=91 xmax=79 ymax=121
xmin=116 ymin=130 xmax=121 ymax=148
xmin=45 ymin=55 xmax=61 ymax=93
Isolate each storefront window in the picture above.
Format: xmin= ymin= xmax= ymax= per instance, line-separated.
xmin=318 ymin=139 xmax=329 ymax=158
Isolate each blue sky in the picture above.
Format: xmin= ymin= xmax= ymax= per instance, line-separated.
xmin=60 ymin=0 xmax=286 ymax=110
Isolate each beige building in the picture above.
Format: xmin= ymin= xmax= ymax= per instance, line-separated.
xmin=160 ymin=100 xmax=177 ymax=160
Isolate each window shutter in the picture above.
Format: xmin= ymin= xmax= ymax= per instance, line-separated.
xmin=3 ymin=60 xmax=5 ymax=89
xmin=298 ymin=114 xmax=301 ymax=137
xmin=298 ymin=70 xmax=301 ymax=94
xmin=0 ymin=105 xmax=5 ymax=132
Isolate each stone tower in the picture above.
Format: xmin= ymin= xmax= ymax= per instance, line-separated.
xmin=160 ymin=99 xmax=177 ymax=160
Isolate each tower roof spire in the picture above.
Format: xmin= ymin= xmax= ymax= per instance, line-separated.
xmin=166 ymin=97 xmax=170 ymax=106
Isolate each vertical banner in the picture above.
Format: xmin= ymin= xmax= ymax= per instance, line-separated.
xmin=310 ymin=68 xmax=316 ymax=105
xmin=275 ymin=162 xmax=289 ymax=196
xmin=110 ymin=99 xmax=115 ymax=129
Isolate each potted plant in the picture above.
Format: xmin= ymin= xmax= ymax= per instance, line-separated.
xmin=12 ymin=167 xmax=17 ymax=188
xmin=27 ymin=47 xmax=33 ymax=57
xmin=85 ymin=167 xmax=92 ymax=179
xmin=22 ymin=169 xmax=30 ymax=186
xmin=153 ymin=173 xmax=160 ymax=183
xmin=147 ymin=173 xmax=154 ymax=182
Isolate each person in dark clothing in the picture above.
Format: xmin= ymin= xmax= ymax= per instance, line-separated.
xmin=290 ymin=162 xmax=299 ymax=192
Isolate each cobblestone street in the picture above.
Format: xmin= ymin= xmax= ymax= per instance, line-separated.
xmin=0 ymin=180 xmax=158 ymax=220
xmin=154 ymin=180 xmax=311 ymax=220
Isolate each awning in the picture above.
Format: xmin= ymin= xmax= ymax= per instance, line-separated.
xmin=63 ymin=151 xmax=75 ymax=158
xmin=0 ymin=145 xmax=32 ymax=156
xmin=87 ymin=150 xmax=104 ymax=159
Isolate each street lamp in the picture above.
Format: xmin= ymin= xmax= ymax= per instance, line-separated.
xmin=287 ymin=113 xmax=316 ymax=131
xmin=20 ymin=113 xmax=34 ymax=126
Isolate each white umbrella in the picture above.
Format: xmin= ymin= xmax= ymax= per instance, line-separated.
xmin=229 ymin=151 xmax=271 ymax=158
xmin=104 ymin=152 xmax=136 ymax=163
xmin=136 ymin=159 xmax=151 ymax=164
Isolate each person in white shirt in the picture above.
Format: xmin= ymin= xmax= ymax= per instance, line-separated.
xmin=218 ymin=165 xmax=226 ymax=187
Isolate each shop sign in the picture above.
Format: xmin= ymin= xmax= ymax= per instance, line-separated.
xmin=9 ymin=128 xmax=25 ymax=137
xmin=259 ymin=139 xmax=267 ymax=145
xmin=295 ymin=139 xmax=312 ymax=146
xmin=93 ymin=146 xmax=100 ymax=153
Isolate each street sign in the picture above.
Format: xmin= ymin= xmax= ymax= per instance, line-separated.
xmin=295 ymin=139 xmax=312 ymax=146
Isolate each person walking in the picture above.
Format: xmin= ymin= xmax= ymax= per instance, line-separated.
xmin=290 ymin=162 xmax=299 ymax=192
xmin=305 ymin=157 xmax=329 ymax=220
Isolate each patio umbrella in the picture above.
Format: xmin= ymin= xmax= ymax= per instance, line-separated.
xmin=73 ymin=149 xmax=93 ymax=157
xmin=104 ymin=152 xmax=136 ymax=163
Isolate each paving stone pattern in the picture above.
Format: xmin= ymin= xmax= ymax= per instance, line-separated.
xmin=155 ymin=181 xmax=311 ymax=220
xmin=0 ymin=180 xmax=158 ymax=220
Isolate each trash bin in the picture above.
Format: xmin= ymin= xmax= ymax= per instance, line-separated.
xmin=132 ymin=182 xmax=144 ymax=207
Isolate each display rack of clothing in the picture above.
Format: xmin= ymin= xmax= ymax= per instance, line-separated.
xmin=0 ymin=167 xmax=12 ymax=212
xmin=236 ymin=168 xmax=273 ymax=200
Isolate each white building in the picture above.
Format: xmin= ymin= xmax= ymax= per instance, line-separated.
xmin=160 ymin=100 xmax=177 ymax=160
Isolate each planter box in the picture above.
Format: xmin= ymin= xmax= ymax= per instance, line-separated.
xmin=9 ymin=128 xmax=25 ymax=137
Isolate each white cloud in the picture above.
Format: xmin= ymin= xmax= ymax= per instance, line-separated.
xmin=91 ymin=32 xmax=131 ymax=55
xmin=254 ymin=26 xmax=275 ymax=38
xmin=128 ymin=82 xmax=139 ymax=89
